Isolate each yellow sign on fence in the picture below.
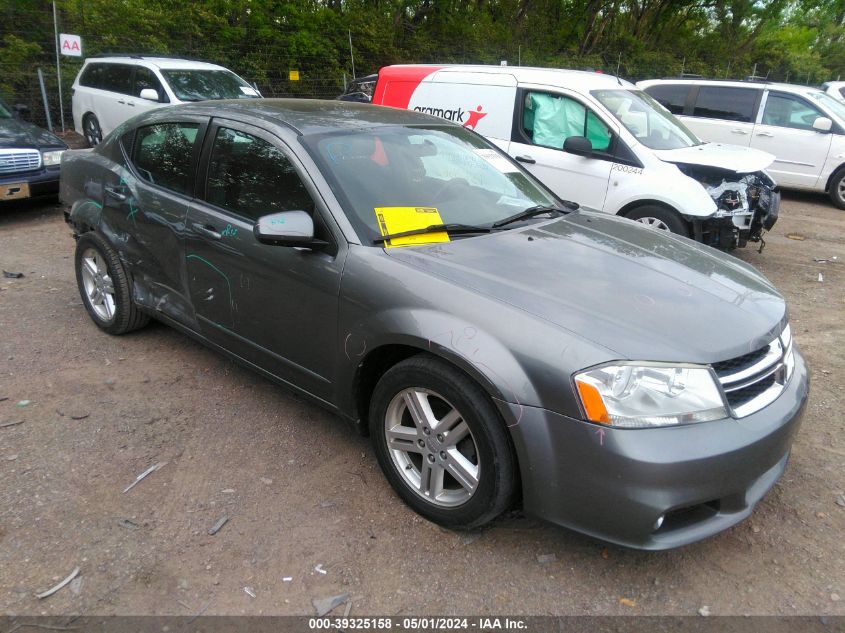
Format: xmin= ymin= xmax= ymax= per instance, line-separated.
xmin=289 ymin=70 xmax=300 ymax=81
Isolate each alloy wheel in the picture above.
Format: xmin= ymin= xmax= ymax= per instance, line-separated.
xmin=383 ymin=388 xmax=480 ymax=507
xmin=635 ymin=216 xmax=671 ymax=231
xmin=79 ymin=247 xmax=116 ymax=321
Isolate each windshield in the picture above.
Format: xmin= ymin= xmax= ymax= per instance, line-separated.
xmin=0 ymin=99 xmax=11 ymax=119
xmin=806 ymin=90 xmax=845 ymax=123
xmin=303 ymin=125 xmax=558 ymax=245
xmin=162 ymin=69 xmax=259 ymax=102
xmin=593 ymin=89 xmax=701 ymax=150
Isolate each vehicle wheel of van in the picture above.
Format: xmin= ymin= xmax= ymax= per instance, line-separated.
xmin=829 ymin=169 xmax=845 ymax=209
xmin=83 ymin=114 xmax=102 ymax=147
xmin=369 ymin=354 xmax=517 ymax=530
xmin=75 ymin=232 xmax=149 ymax=335
xmin=626 ymin=205 xmax=689 ymax=237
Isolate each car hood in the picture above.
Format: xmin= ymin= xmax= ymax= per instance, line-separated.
xmin=0 ymin=117 xmax=66 ymax=149
xmin=384 ymin=212 xmax=786 ymax=364
xmin=653 ymin=143 xmax=774 ymax=173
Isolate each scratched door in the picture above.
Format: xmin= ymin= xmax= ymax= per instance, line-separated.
xmin=185 ymin=120 xmax=346 ymax=401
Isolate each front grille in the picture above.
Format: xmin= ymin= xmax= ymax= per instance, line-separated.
xmin=713 ymin=325 xmax=792 ymax=418
xmin=0 ymin=149 xmax=41 ymax=175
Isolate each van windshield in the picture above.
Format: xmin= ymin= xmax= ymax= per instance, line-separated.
xmin=593 ymin=89 xmax=701 ymax=150
xmin=162 ymin=69 xmax=259 ymax=102
xmin=303 ymin=125 xmax=559 ymax=245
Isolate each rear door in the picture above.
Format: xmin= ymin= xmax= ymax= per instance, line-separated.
xmin=749 ymin=91 xmax=833 ymax=188
xmin=684 ymin=85 xmax=760 ymax=146
xmin=507 ymin=87 xmax=616 ymax=210
xmin=184 ymin=118 xmax=345 ymax=401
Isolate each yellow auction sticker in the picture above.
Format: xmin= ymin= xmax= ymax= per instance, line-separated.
xmin=375 ymin=206 xmax=450 ymax=248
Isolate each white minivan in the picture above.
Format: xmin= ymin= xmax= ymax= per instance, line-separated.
xmin=639 ymin=78 xmax=845 ymax=208
xmin=72 ymin=55 xmax=260 ymax=148
xmin=373 ymin=65 xmax=779 ymax=249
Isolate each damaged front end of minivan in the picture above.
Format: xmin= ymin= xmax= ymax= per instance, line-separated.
xmin=677 ymin=164 xmax=780 ymax=250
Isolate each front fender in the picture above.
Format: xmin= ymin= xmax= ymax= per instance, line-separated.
xmin=610 ymin=163 xmax=716 ymax=218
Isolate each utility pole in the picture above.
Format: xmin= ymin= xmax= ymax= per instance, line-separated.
xmin=348 ymin=30 xmax=356 ymax=79
xmin=53 ymin=1 xmax=65 ymax=132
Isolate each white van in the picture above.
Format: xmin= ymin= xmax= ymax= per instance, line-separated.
xmin=373 ymin=65 xmax=779 ymax=249
xmin=72 ymin=56 xmax=260 ymax=147
xmin=639 ymin=78 xmax=845 ymax=208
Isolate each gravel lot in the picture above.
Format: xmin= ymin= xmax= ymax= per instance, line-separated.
xmin=0 ymin=192 xmax=843 ymax=617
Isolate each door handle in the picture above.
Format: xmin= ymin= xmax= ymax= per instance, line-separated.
xmin=117 ymin=99 xmax=125 ymax=105
xmin=731 ymin=128 xmax=748 ymax=134
xmin=104 ymin=186 xmax=126 ymax=202
xmin=756 ymin=131 xmax=774 ymax=137
xmin=126 ymin=102 xmax=135 ymax=107
xmin=192 ymin=222 xmax=222 ymax=240
xmin=515 ymin=155 xmax=536 ymax=164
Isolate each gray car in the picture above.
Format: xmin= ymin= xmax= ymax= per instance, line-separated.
xmin=60 ymin=100 xmax=809 ymax=550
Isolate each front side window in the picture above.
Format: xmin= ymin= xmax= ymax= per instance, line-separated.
xmin=134 ymin=67 xmax=167 ymax=102
xmin=161 ymin=70 xmax=258 ymax=102
xmin=522 ymin=91 xmax=612 ymax=152
xmin=132 ymin=122 xmax=200 ymax=195
xmin=692 ymin=86 xmax=758 ymax=123
xmin=762 ymin=93 xmax=825 ymax=130
xmin=593 ymin=89 xmax=700 ymax=150
xmin=303 ymin=125 xmax=557 ymax=244
xmin=205 ymin=127 xmax=314 ymax=221
xmin=643 ymin=84 xmax=691 ymax=115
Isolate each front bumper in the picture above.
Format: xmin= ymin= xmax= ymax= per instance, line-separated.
xmin=693 ymin=186 xmax=780 ymax=249
xmin=0 ymin=166 xmax=61 ymax=200
xmin=498 ymin=347 xmax=808 ymax=550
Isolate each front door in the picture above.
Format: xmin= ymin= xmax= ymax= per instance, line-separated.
xmin=507 ymin=89 xmax=613 ymax=211
xmin=185 ymin=120 xmax=346 ymax=401
xmin=750 ymin=91 xmax=833 ymax=188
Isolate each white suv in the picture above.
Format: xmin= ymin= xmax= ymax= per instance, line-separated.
xmin=639 ymin=78 xmax=845 ymax=208
xmin=71 ymin=56 xmax=260 ymax=147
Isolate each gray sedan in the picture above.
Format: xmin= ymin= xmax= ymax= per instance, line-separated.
xmin=60 ymin=100 xmax=808 ymax=549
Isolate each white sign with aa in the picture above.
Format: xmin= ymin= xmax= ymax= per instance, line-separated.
xmin=60 ymin=34 xmax=82 ymax=57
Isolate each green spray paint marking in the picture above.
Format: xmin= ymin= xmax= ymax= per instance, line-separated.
xmin=127 ymin=198 xmax=138 ymax=223
xmin=186 ymin=254 xmax=234 ymax=309
xmin=77 ymin=199 xmax=103 ymax=212
xmin=221 ymin=224 xmax=238 ymax=238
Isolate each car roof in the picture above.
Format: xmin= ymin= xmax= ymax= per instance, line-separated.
xmin=382 ymin=64 xmax=636 ymax=90
xmin=159 ymin=98 xmax=453 ymax=135
xmin=638 ymin=77 xmax=826 ymax=96
xmin=85 ymin=56 xmax=228 ymax=71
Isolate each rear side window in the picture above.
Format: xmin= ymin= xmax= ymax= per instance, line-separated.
xmin=98 ymin=64 xmax=134 ymax=95
xmin=643 ymin=84 xmax=690 ymax=115
xmin=132 ymin=122 xmax=200 ymax=195
xmin=205 ymin=127 xmax=314 ymax=221
xmin=522 ymin=91 xmax=612 ymax=152
xmin=692 ymin=86 xmax=758 ymax=123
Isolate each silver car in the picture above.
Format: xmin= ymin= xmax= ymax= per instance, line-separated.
xmin=60 ymin=100 xmax=809 ymax=549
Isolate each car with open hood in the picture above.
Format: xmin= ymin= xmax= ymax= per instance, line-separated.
xmin=60 ymin=100 xmax=808 ymax=549
xmin=0 ymin=97 xmax=67 ymax=202
xmin=373 ymin=65 xmax=780 ymax=250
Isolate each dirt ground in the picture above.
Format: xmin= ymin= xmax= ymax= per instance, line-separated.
xmin=0 ymin=191 xmax=843 ymax=618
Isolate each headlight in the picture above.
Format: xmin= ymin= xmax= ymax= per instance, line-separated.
xmin=42 ymin=150 xmax=65 ymax=166
xmin=573 ymin=363 xmax=727 ymax=428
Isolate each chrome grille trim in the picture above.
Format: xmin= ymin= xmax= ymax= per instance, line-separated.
xmin=713 ymin=325 xmax=793 ymax=418
xmin=0 ymin=148 xmax=41 ymax=175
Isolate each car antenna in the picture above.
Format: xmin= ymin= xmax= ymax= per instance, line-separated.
xmin=615 ymin=52 xmax=623 ymax=85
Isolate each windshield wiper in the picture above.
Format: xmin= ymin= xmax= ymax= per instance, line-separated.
xmin=491 ymin=203 xmax=575 ymax=229
xmin=373 ymin=223 xmax=491 ymax=244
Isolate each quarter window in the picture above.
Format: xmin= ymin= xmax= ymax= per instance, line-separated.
xmin=522 ymin=91 xmax=612 ymax=152
xmin=205 ymin=127 xmax=314 ymax=221
xmin=692 ymin=86 xmax=758 ymax=123
xmin=644 ymin=84 xmax=690 ymax=115
xmin=132 ymin=122 xmax=200 ymax=195
xmin=762 ymin=94 xmax=825 ymax=130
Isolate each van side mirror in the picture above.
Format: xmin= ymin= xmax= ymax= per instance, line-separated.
xmin=139 ymin=88 xmax=160 ymax=102
xmin=563 ymin=136 xmax=593 ymax=157
xmin=254 ymin=210 xmax=328 ymax=248
xmin=813 ymin=116 xmax=833 ymax=133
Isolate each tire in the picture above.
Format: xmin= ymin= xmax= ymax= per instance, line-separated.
xmin=626 ymin=204 xmax=689 ymax=237
xmin=828 ymin=168 xmax=845 ymax=209
xmin=83 ymin=114 xmax=102 ymax=148
xmin=75 ymin=232 xmax=149 ymax=335
xmin=369 ymin=354 xmax=517 ymax=530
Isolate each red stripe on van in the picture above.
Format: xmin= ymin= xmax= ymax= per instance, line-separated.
xmin=373 ymin=66 xmax=442 ymax=109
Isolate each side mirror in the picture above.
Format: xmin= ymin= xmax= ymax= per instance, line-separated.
xmin=563 ymin=135 xmax=593 ymax=157
xmin=139 ymin=88 xmax=160 ymax=102
xmin=813 ymin=116 xmax=833 ymax=133
xmin=13 ymin=103 xmax=29 ymax=118
xmin=254 ymin=210 xmax=327 ymax=248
